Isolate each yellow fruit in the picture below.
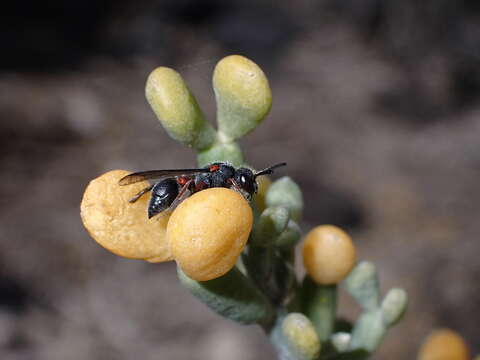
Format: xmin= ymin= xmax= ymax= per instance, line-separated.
xmin=418 ymin=329 xmax=470 ymax=360
xmin=80 ymin=170 xmax=173 ymax=261
xmin=168 ymin=188 xmax=253 ymax=281
xmin=302 ymin=225 xmax=356 ymax=285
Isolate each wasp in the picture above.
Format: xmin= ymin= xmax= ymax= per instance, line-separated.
xmin=118 ymin=162 xmax=286 ymax=218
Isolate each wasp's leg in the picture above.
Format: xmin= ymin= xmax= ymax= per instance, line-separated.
xmin=178 ymin=179 xmax=194 ymax=198
xmin=228 ymin=178 xmax=242 ymax=192
xmin=228 ymin=178 xmax=251 ymax=201
xmin=129 ymin=184 xmax=154 ymax=203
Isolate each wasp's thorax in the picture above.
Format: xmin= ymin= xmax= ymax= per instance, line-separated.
xmin=194 ymin=164 xmax=257 ymax=200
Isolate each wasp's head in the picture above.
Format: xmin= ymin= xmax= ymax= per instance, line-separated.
xmin=234 ymin=162 xmax=287 ymax=200
xmin=234 ymin=168 xmax=257 ymax=199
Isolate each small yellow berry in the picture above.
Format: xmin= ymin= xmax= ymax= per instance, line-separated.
xmin=418 ymin=329 xmax=470 ymax=360
xmin=302 ymin=225 xmax=356 ymax=285
xmin=80 ymin=170 xmax=173 ymax=261
xmin=167 ymin=188 xmax=253 ymax=281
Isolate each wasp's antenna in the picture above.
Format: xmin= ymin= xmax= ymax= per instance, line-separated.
xmin=254 ymin=162 xmax=287 ymax=178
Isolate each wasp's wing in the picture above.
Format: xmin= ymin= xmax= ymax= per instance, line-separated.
xmin=118 ymin=168 xmax=210 ymax=185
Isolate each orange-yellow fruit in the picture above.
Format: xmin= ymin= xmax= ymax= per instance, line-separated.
xmin=418 ymin=329 xmax=470 ymax=360
xmin=80 ymin=170 xmax=173 ymax=261
xmin=302 ymin=225 xmax=356 ymax=285
xmin=168 ymin=188 xmax=253 ymax=281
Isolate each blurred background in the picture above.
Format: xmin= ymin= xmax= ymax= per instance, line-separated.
xmin=1 ymin=0 xmax=479 ymax=359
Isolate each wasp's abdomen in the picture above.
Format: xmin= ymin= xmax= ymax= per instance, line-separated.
xmin=148 ymin=179 xmax=179 ymax=218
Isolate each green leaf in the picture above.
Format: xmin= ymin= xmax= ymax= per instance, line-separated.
xmin=177 ymin=266 xmax=274 ymax=326
xmin=275 ymin=220 xmax=302 ymax=248
xmin=145 ymin=67 xmax=216 ymax=150
xmin=344 ymin=262 xmax=380 ymax=311
xmin=349 ymin=309 xmax=385 ymax=352
xmin=381 ymin=288 xmax=408 ymax=327
xmin=243 ymin=246 xmax=295 ymax=304
xmin=213 ymin=55 xmax=272 ymax=140
xmin=266 ymin=177 xmax=303 ymax=222
xmin=330 ymin=332 xmax=352 ymax=353
xmin=251 ymin=207 xmax=290 ymax=247
xmin=271 ymin=313 xmax=321 ymax=360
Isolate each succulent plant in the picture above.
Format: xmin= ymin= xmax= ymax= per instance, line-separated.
xmin=80 ymin=54 xmax=408 ymax=359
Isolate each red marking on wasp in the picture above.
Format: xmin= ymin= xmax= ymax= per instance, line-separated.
xmin=195 ymin=180 xmax=208 ymax=192
xmin=209 ymin=164 xmax=220 ymax=172
xmin=177 ymin=177 xmax=188 ymax=185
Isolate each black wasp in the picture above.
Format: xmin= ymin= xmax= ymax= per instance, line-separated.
xmin=118 ymin=162 xmax=287 ymax=218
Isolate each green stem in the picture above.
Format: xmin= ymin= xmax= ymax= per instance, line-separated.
xmin=301 ymin=276 xmax=337 ymax=342
xmin=197 ymin=136 xmax=244 ymax=167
